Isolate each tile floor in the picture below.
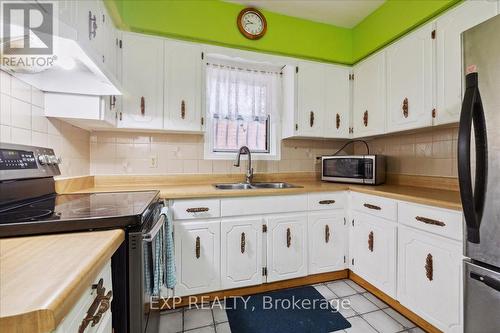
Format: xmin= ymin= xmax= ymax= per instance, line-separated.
xmin=159 ymin=279 xmax=426 ymax=333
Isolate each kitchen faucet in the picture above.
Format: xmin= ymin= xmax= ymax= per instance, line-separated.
xmin=234 ymin=146 xmax=253 ymax=184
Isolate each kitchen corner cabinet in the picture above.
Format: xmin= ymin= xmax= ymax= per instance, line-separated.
xmin=283 ymin=62 xmax=350 ymax=139
xmin=220 ymin=217 xmax=263 ymax=289
xmin=352 ymin=51 xmax=386 ymax=138
xmin=350 ymin=211 xmax=397 ymax=297
xmin=308 ymin=211 xmax=347 ymax=274
xmin=164 ymin=40 xmax=203 ymax=132
xmin=174 ymin=219 xmax=221 ymax=297
xmin=120 ymin=33 xmax=164 ymax=129
xmin=435 ymin=0 xmax=497 ymax=125
xmin=398 ymin=226 xmax=462 ymax=333
xmin=266 ymin=213 xmax=308 ymax=282
xmin=386 ymin=23 xmax=434 ymax=133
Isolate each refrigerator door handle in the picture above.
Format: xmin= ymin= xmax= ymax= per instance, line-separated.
xmin=458 ymin=72 xmax=488 ymax=244
xmin=470 ymin=272 xmax=500 ymax=293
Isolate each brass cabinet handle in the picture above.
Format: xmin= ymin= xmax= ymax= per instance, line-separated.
xmin=363 ymin=203 xmax=381 ymax=211
xmin=402 ymin=97 xmax=409 ymax=118
xmin=79 ymin=279 xmax=112 ymax=333
xmin=286 ymin=228 xmax=291 ymax=248
xmin=186 ymin=207 xmax=209 ymax=213
xmin=309 ymin=111 xmax=314 ymax=127
xmin=363 ymin=110 xmax=368 ymax=127
xmin=241 ymin=232 xmax=246 ymax=253
xmin=336 ymin=113 xmax=340 ymax=129
xmin=415 ymin=216 xmax=446 ymax=227
xmin=195 ymin=236 xmax=200 ymax=258
xmin=368 ymin=231 xmax=374 ymax=252
xmin=325 ymin=225 xmax=330 ymax=243
xmin=181 ymin=100 xmax=186 ymax=119
xmin=319 ymin=200 xmax=336 ymax=205
xmin=88 ymin=11 xmax=97 ymax=40
xmin=140 ymin=96 xmax=145 ymax=116
xmin=425 ymin=253 xmax=433 ymax=281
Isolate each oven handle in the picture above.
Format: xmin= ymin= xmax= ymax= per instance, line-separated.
xmin=143 ymin=213 xmax=166 ymax=242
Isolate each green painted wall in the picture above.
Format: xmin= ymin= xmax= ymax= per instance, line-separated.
xmin=352 ymin=0 xmax=462 ymax=62
xmin=108 ymin=0 xmax=461 ymax=65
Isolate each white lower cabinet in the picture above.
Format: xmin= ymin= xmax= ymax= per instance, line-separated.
xmin=350 ymin=211 xmax=397 ymax=297
xmin=266 ymin=213 xmax=308 ymax=282
xmin=220 ymin=217 xmax=263 ymax=289
xmin=308 ymin=211 xmax=347 ymax=274
xmin=174 ymin=219 xmax=221 ymax=297
xmin=398 ymin=225 xmax=463 ymax=333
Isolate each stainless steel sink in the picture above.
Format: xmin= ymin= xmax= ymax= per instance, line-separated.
xmin=214 ymin=182 xmax=302 ymax=190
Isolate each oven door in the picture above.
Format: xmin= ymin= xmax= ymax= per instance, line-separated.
xmin=129 ymin=204 xmax=165 ymax=333
xmin=322 ymin=156 xmax=373 ymax=184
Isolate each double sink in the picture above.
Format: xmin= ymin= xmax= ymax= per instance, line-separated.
xmin=214 ymin=182 xmax=302 ymax=190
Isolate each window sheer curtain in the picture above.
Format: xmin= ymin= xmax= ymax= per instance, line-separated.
xmin=206 ymin=63 xmax=282 ymax=152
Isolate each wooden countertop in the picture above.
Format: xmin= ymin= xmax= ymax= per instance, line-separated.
xmin=0 ymin=230 xmax=124 ymax=333
xmin=69 ymin=180 xmax=462 ymax=211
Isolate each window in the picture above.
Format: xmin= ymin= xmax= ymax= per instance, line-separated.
xmin=204 ymin=60 xmax=282 ymax=159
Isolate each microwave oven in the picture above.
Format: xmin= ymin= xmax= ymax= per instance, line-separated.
xmin=321 ymin=155 xmax=386 ymax=185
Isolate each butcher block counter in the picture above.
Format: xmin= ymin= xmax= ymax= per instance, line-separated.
xmin=0 ymin=230 xmax=124 ymax=333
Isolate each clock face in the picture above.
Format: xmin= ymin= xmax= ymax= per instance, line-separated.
xmin=241 ymin=11 xmax=264 ymax=36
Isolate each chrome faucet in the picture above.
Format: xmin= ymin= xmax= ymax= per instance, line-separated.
xmin=234 ymin=146 xmax=253 ymax=184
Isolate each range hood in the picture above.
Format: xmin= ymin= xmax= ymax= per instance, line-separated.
xmin=0 ymin=24 xmax=120 ymax=96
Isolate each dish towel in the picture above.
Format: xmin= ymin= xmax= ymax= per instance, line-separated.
xmin=163 ymin=206 xmax=177 ymax=289
xmin=153 ymin=220 xmax=165 ymax=296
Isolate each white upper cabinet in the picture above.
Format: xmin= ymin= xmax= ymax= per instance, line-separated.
xmin=164 ymin=40 xmax=203 ymax=132
xmin=352 ymin=51 xmax=386 ymax=138
xmin=435 ymin=0 xmax=497 ymax=125
xmin=324 ymin=65 xmax=351 ymax=138
xmin=120 ymin=33 xmax=164 ymax=129
xmin=386 ymin=23 xmax=434 ymax=133
xmin=284 ymin=62 xmax=350 ymax=139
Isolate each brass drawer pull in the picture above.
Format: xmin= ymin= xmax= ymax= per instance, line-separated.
xmin=195 ymin=236 xmax=200 ymax=258
xmin=140 ymin=96 xmax=145 ymax=115
xmin=310 ymin=111 xmax=315 ymax=127
xmin=286 ymin=228 xmax=291 ymax=248
xmin=319 ymin=200 xmax=336 ymax=205
xmin=364 ymin=203 xmax=381 ymax=211
xmin=336 ymin=113 xmax=340 ymax=129
xmin=241 ymin=232 xmax=246 ymax=253
xmin=181 ymin=100 xmax=186 ymax=119
xmin=425 ymin=253 xmax=433 ymax=281
xmin=186 ymin=207 xmax=209 ymax=213
xmin=363 ymin=110 xmax=368 ymax=127
xmin=325 ymin=225 xmax=330 ymax=243
xmin=368 ymin=231 xmax=374 ymax=252
xmin=415 ymin=216 xmax=446 ymax=227
xmin=79 ymin=279 xmax=112 ymax=333
xmin=402 ymin=97 xmax=409 ymax=118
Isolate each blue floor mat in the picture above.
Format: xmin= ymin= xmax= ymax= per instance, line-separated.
xmin=225 ymin=286 xmax=351 ymax=333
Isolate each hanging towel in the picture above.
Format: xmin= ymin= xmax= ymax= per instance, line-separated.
xmin=152 ymin=220 xmax=165 ymax=297
xmin=163 ymin=206 xmax=177 ymax=289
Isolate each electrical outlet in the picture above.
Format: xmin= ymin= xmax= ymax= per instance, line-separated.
xmin=149 ymin=155 xmax=158 ymax=168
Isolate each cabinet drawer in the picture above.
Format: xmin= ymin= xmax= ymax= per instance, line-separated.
xmin=399 ymin=202 xmax=463 ymax=241
xmin=308 ymin=192 xmax=346 ymax=211
xmin=351 ymin=192 xmax=397 ymax=221
xmin=171 ymin=199 xmax=220 ymax=220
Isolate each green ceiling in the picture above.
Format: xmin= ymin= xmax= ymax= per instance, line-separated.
xmin=106 ymin=0 xmax=462 ymax=65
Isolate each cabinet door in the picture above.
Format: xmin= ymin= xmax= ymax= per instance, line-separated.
xmin=324 ymin=65 xmax=350 ymax=138
xmin=174 ymin=219 xmax=220 ymax=297
xmin=120 ymin=33 xmax=164 ymax=129
xmin=296 ymin=62 xmax=325 ymax=137
xmin=220 ymin=217 xmax=263 ymax=289
xmin=308 ymin=211 xmax=347 ymax=274
xmin=435 ymin=1 xmax=497 ymax=125
xmin=76 ymin=0 xmax=104 ymax=61
xmin=99 ymin=2 xmax=116 ymax=77
xmin=266 ymin=213 xmax=308 ymax=282
xmin=398 ymin=226 xmax=462 ymax=332
xmin=164 ymin=40 xmax=202 ymax=132
xmin=386 ymin=23 xmax=433 ymax=133
xmin=351 ymin=211 xmax=397 ymax=297
xmin=352 ymin=51 xmax=386 ymax=137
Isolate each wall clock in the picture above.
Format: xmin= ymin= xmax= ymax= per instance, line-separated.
xmin=237 ymin=8 xmax=267 ymax=40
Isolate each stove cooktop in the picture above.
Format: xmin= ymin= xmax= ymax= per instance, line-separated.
xmin=0 ymin=190 xmax=160 ymax=237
